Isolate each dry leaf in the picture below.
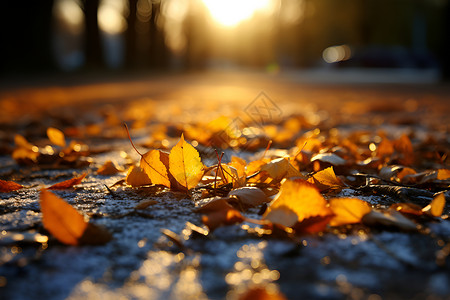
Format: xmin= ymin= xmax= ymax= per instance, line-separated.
xmin=141 ymin=150 xmax=171 ymax=188
xmin=202 ymin=208 xmax=245 ymax=232
xmin=47 ymin=127 xmax=66 ymax=148
xmin=376 ymin=138 xmax=394 ymax=158
xmin=329 ymin=198 xmax=372 ymax=227
xmin=12 ymin=134 xmax=39 ymax=162
xmin=97 ymin=160 xmax=122 ymax=175
xmin=437 ymin=169 xmax=450 ymax=180
xmin=40 ymin=189 xmax=88 ymax=245
xmin=238 ymin=286 xmax=287 ymax=300
xmin=362 ymin=210 xmax=417 ymax=231
xmin=134 ymin=199 xmax=158 ymax=210
xmin=40 ymin=190 xmax=111 ymax=245
xmin=390 ymin=202 xmax=423 ymax=216
xmin=422 ymin=193 xmax=446 ymax=217
xmin=228 ymin=187 xmax=269 ymax=208
xmin=260 ymin=157 xmax=302 ymax=182
xmin=196 ymin=197 xmax=235 ymax=213
xmin=47 ymin=173 xmax=86 ymax=190
xmin=126 ymin=165 xmax=152 ymax=187
xmin=263 ymin=179 xmax=333 ymax=228
xmin=0 ymin=179 xmax=23 ymax=192
xmin=308 ymin=167 xmax=344 ymax=192
xmin=169 ymin=134 xmax=204 ymax=190
xmin=311 ymin=153 xmax=347 ymax=166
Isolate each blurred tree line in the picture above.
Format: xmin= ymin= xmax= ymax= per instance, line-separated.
xmin=0 ymin=0 xmax=449 ymax=77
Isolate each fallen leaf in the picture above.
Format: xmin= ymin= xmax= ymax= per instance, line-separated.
xmin=228 ymin=187 xmax=269 ymax=208
xmin=141 ymin=150 xmax=171 ymax=188
xmin=97 ymin=160 xmax=122 ymax=175
xmin=362 ymin=209 xmax=417 ymax=231
xmin=126 ymin=165 xmax=152 ymax=187
xmin=376 ymin=138 xmax=394 ymax=159
xmin=196 ymin=197 xmax=236 ymax=213
xmin=437 ymin=169 xmax=450 ymax=180
xmin=40 ymin=189 xmax=88 ymax=245
xmin=47 ymin=173 xmax=86 ymax=190
xmin=12 ymin=134 xmax=39 ymax=162
xmin=263 ymin=179 xmax=333 ymax=229
xmin=202 ymin=208 xmax=245 ymax=232
xmin=308 ymin=167 xmax=344 ymax=192
xmin=390 ymin=202 xmax=423 ymax=216
xmin=422 ymin=193 xmax=446 ymax=217
xmin=0 ymin=179 xmax=23 ymax=192
xmin=169 ymin=134 xmax=204 ymax=190
xmin=40 ymin=190 xmax=112 ymax=245
xmin=238 ymin=286 xmax=287 ymax=300
xmin=47 ymin=127 xmax=66 ymax=148
xmin=311 ymin=153 xmax=347 ymax=166
xmin=260 ymin=157 xmax=302 ymax=182
xmin=329 ymin=198 xmax=372 ymax=227
xmin=134 ymin=199 xmax=158 ymax=210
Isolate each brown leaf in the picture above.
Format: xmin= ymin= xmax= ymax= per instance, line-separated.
xmin=201 ymin=207 xmax=245 ymax=232
xmin=97 ymin=160 xmax=122 ymax=175
xmin=228 ymin=187 xmax=269 ymax=208
xmin=362 ymin=210 xmax=417 ymax=231
xmin=47 ymin=173 xmax=86 ymax=190
xmin=134 ymin=199 xmax=158 ymax=210
xmin=0 ymin=179 xmax=23 ymax=192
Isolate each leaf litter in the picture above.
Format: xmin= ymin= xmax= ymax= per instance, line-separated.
xmin=1 ymin=91 xmax=449 ymax=300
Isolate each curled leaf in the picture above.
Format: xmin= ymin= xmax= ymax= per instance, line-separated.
xmin=308 ymin=167 xmax=344 ymax=193
xmin=362 ymin=210 xmax=417 ymax=231
xmin=47 ymin=173 xmax=86 ymax=190
xmin=0 ymin=179 xmax=23 ymax=192
xmin=260 ymin=157 xmax=302 ymax=182
xmin=228 ymin=187 xmax=269 ymax=208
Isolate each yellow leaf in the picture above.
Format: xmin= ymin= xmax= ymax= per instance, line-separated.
xmin=141 ymin=150 xmax=171 ymax=188
xmin=47 ymin=127 xmax=66 ymax=148
xmin=263 ymin=179 xmax=333 ymax=227
xmin=260 ymin=157 xmax=302 ymax=182
xmin=437 ymin=169 xmax=450 ymax=180
xmin=126 ymin=165 xmax=152 ymax=187
xmin=40 ymin=189 xmax=88 ymax=245
xmin=422 ymin=193 xmax=446 ymax=217
xmin=329 ymin=198 xmax=372 ymax=227
xmin=308 ymin=167 xmax=344 ymax=192
xmin=169 ymin=134 xmax=204 ymax=190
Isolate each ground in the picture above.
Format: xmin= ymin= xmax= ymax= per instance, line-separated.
xmin=0 ymin=70 xmax=449 ymax=300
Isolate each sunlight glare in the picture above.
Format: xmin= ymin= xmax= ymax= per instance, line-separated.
xmin=203 ymin=0 xmax=272 ymax=27
xmin=98 ymin=0 xmax=128 ymax=34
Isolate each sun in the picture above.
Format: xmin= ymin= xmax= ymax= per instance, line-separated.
xmin=202 ymin=0 xmax=272 ymax=27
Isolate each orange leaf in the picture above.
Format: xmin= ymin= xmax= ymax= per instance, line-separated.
xmin=97 ymin=160 xmax=122 ymax=175
xmin=169 ymin=134 xmax=204 ymax=190
xmin=47 ymin=127 xmax=66 ymax=148
xmin=202 ymin=208 xmax=245 ymax=232
xmin=40 ymin=189 xmax=88 ymax=245
xmin=308 ymin=167 xmax=344 ymax=192
xmin=0 ymin=179 xmax=23 ymax=192
xmin=422 ymin=193 xmax=446 ymax=217
xmin=293 ymin=214 xmax=334 ymax=234
xmin=238 ymin=286 xmax=287 ymax=300
xmin=329 ymin=198 xmax=372 ymax=227
xmin=376 ymin=138 xmax=394 ymax=158
xmin=260 ymin=157 xmax=302 ymax=182
xmin=47 ymin=173 xmax=86 ymax=190
xmin=437 ymin=169 xmax=450 ymax=180
xmin=126 ymin=165 xmax=152 ymax=187
xmin=263 ymin=179 xmax=333 ymax=228
xmin=140 ymin=150 xmax=171 ymax=188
